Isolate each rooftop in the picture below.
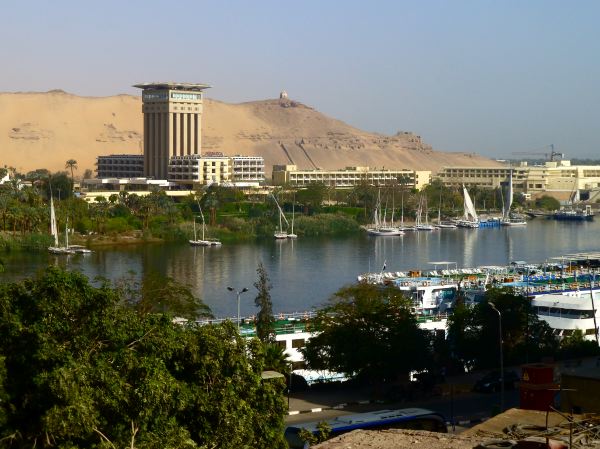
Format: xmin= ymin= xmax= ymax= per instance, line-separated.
xmin=133 ymin=82 xmax=211 ymax=91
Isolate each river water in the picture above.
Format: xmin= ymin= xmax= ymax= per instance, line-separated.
xmin=1 ymin=218 xmax=599 ymax=318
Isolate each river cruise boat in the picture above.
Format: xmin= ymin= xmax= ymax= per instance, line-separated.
xmin=553 ymin=205 xmax=595 ymax=221
xmin=358 ymin=253 xmax=600 ymax=339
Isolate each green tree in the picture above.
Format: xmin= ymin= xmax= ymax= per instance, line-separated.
xmin=298 ymin=422 xmax=332 ymax=447
xmin=535 ymin=195 xmax=561 ymax=211
xmin=254 ymin=262 xmax=275 ymax=343
xmin=296 ymin=183 xmax=327 ymax=214
xmin=65 ymin=159 xmax=78 ymax=182
xmin=559 ymin=329 xmax=600 ymax=359
xmin=44 ymin=172 xmax=73 ymax=200
xmin=447 ymin=288 xmax=558 ymax=370
xmin=0 ymin=267 xmax=288 ymax=449
xmin=117 ymin=270 xmax=212 ymax=320
xmin=302 ymin=283 xmax=430 ymax=383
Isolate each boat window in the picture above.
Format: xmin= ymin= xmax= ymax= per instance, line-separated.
xmin=291 ymin=338 xmax=305 ymax=349
xmin=275 ymin=340 xmax=287 ymax=349
xmin=586 ymin=328 xmax=597 ymax=335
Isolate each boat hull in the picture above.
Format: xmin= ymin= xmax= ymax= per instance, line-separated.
xmin=366 ymin=228 xmax=405 ymax=236
xmin=189 ymin=239 xmax=222 ymax=246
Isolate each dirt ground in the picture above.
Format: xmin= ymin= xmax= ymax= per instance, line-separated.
xmin=312 ymin=428 xmax=480 ymax=449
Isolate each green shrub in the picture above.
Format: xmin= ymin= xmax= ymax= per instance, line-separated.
xmin=104 ymin=217 xmax=133 ymax=234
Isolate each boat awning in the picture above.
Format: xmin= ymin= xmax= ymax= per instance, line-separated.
xmin=261 ymin=370 xmax=285 ymax=380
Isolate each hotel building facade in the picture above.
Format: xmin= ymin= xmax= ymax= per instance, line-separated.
xmin=272 ymin=165 xmax=431 ymax=190
xmin=134 ymin=82 xmax=210 ymax=179
xmin=436 ymin=160 xmax=600 ymax=201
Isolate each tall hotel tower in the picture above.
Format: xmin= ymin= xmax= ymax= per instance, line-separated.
xmin=133 ymin=82 xmax=210 ymax=179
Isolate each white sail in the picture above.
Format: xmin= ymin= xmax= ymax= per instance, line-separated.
xmin=504 ymin=171 xmax=513 ymax=219
xmin=50 ymin=196 xmax=59 ymax=246
xmin=198 ymin=205 xmax=207 ymax=240
xmin=271 ymin=194 xmax=290 ymax=239
xmin=463 ymin=185 xmax=478 ymax=221
xmin=371 ymin=189 xmax=383 ymax=228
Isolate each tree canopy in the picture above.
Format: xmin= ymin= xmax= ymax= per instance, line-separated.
xmin=254 ymin=262 xmax=275 ymax=343
xmin=302 ymin=283 xmax=430 ymax=383
xmin=534 ymin=195 xmax=561 ymax=211
xmin=0 ymin=267 xmax=287 ymax=449
xmin=447 ymin=288 xmax=558 ymax=370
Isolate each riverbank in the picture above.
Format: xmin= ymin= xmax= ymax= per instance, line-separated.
xmin=0 ymin=211 xmax=364 ymax=252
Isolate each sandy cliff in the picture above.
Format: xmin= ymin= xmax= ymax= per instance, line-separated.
xmin=0 ymin=91 xmax=500 ymax=176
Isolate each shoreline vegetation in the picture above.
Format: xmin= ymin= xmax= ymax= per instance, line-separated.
xmin=0 ymin=210 xmax=365 ymax=251
xmin=0 ymin=171 xmax=570 ymax=253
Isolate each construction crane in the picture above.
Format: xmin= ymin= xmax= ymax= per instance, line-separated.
xmin=512 ymin=144 xmax=564 ymax=162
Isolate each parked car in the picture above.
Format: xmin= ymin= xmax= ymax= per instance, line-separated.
xmin=473 ymin=370 xmax=519 ymax=393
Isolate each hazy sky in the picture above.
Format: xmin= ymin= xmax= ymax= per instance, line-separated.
xmin=2 ymin=1 xmax=599 ymax=158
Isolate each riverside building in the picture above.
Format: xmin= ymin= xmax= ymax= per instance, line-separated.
xmin=167 ymin=153 xmax=265 ymax=187
xmin=96 ymin=155 xmax=144 ymax=178
xmin=134 ymin=82 xmax=210 ymax=179
xmin=272 ymin=165 xmax=431 ymax=190
xmin=436 ymin=160 xmax=600 ymax=202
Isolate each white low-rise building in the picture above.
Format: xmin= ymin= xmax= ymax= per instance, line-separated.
xmin=436 ymin=160 xmax=600 ymax=202
xmin=168 ymin=153 xmax=265 ymax=187
xmin=272 ymin=165 xmax=431 ymax=190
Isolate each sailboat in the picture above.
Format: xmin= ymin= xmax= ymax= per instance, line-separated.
xmin=501 ymin=170 xmax=527 ymax=226
xmin=48 ymin=197 xmax=75 ymax=254
xmin=415 ymin=195 xmax=435 ymax=231
xmin=456 ymin=185 xmax=480 ymax=228
xmin=288 ymin=198 xmax=298 ymax=239
xmin=272 ymin=195 xmax=290 ymax=239
xmin=190 ymin=203 xmax=222 ymax=246
xmin=366 ymin=189 xmax=404 ymax=236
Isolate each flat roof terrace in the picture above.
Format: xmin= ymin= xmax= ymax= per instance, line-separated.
xmin=133 ymin=82 xmax=211 ymax=91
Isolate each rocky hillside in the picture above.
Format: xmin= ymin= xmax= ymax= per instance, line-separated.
xmin=0 ymin=90 xmax=500 ymax=177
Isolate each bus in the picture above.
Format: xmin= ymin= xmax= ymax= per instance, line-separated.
xmin=284 ymin=407 xmax=447 ymax=448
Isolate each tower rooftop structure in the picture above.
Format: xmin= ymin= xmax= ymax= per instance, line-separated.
xmin=133 ymin=82 xmax=211 ymax=91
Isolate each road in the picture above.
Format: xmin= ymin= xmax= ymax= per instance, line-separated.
xmin=286 ymin=386 xmax=520 ymax=426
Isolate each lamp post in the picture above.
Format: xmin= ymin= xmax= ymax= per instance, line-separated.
xmin=489 ymin=301 xmax=504 ymax=412
xmin=227 ymin=286 xmax=249 ymax=331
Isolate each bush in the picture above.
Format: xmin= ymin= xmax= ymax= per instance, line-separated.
xmin=104 ymin=217 xmax=133 ymax=234
xmin=294 ymin=213 xmax=360 ymax=236
xmin=535 ymin=195 xmax=561 ymax=210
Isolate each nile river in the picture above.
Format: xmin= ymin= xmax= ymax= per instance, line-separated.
xmin=1 ymin=218 xmax=599 ymax=318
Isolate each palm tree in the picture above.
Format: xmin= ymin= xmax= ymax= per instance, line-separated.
xmin=65 ymin=159 xmax=78 ymax=182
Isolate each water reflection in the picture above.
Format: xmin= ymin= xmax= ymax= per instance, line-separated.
xmin=1 ymin=219 xmax=599 ymax=317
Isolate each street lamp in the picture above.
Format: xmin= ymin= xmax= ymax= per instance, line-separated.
xmin=227 ymin=286 xmax=249 ymax=331
xmin=489 ymin=301 xmax=504 ymax=412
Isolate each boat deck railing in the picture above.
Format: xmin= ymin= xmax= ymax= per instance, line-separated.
xmin=195 ymin=311 xmax=318 ymax=336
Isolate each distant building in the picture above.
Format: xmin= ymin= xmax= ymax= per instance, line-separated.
xmin=272 ymin=165 xmax=431 ymax=190
xmin=436 ymin=160 xmax=600 ymax=202
xmin=168 ymin=153 xmax=265 ymax=187
xmin=168 ymin=153 xmax=230 ymax=186
xmin=96 ymin=155 xmax=144 ymax=178
xmin=133 ymin=82 xmax=211 ymax=179
xmin=231 ymin=156 xmax=265 ymax=186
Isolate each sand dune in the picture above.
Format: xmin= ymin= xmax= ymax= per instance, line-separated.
xmin=0 ymin=91 xmax=500 ymax=177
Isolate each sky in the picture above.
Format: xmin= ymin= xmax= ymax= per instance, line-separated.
xmin=1 ymin=0 xmax=599 ymax=159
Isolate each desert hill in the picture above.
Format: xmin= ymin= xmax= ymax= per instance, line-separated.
xmin=0 ymin=90 xmax=500 ymax=177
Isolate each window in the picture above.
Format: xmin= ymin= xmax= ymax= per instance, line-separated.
xmin=291 ymin=338 xmax=305 ymax=349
